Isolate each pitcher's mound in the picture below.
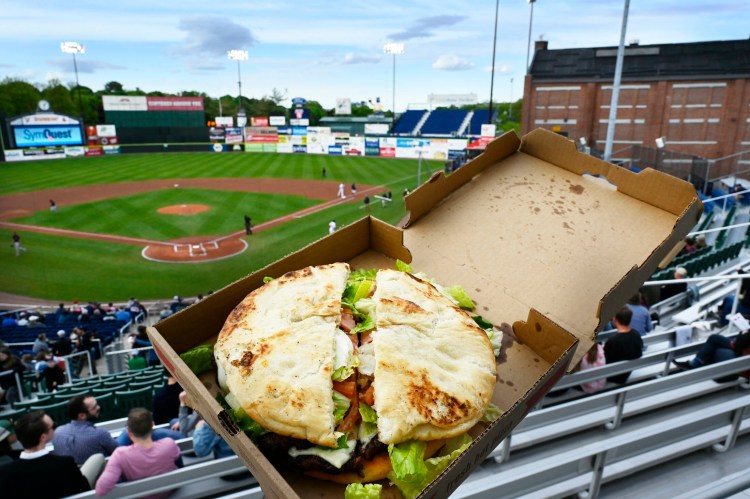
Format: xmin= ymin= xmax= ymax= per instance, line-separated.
xmin=157 ymin=204 xmax=209 ymax=215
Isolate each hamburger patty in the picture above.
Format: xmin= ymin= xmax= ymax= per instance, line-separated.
xmin=257 ymin=432 xmax=387 ymax=475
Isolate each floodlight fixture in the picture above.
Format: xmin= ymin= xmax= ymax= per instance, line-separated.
xmin=227 ymin=50 xmax=249 ymax=117
xmin=60 ymin=41 xmax=85 ymax=124
xmin=384 ymin=43 xmax=405 ymax=115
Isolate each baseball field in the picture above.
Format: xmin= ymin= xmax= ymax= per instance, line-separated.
xmin=0 ymin=152 xmax=441 ymax=303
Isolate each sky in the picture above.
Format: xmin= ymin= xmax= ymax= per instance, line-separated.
xmin=1 ymin=0 xmax=749 ymax=113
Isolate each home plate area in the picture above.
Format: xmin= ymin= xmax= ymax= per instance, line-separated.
xmin=142 ymin=237 xmax=247 ymax=263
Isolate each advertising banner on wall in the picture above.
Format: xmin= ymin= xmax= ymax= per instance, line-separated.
xmin=269 ymin=116 xmax=286 ymax=126
xmin=276 ymin=135 xmax=293 ymax=153
xmin=209 ymin=127 xmax=225 ymax=143
xmin=215 ymin=116 xmax=234 ymax=127
xmin=364 ymin=123 xmax=390 ymax=135
xmin=101 ymin=96 xmax=205 ymax=112
xmin=225 ymin=127 xmax=244 ymax=144
xmin=252 ymin=117 xmax=269 ymax=126
xmin=328 ymin=145 xmax=343 ymax=155
xmin=3 ymin=148 xmax=67 ymax=162
xmin=379 ymin=137 xmax=397 ymax=157
xmin=365 ymin=138 xmax=380 ymax=156
xmin=245 ymin=127 xmax=279 ymax=143
xmin=102 ymin=96 xmax=147 ymax=111
xmin=146 ymin=96 xmax=204 ymax=111
xmin=307 ymin=127 xmax=333 ymax=155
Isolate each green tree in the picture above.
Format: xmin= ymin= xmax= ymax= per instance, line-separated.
xmin=0 ymin=79 xmax=41 ymax=117
xmin=42 ymin=80 xmax=76 ymax=116
xmin=103 ymin=81 xmax=124 ymax=94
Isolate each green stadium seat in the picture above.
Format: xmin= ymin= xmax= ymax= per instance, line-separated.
xmin=114 ymin=387 xmax=153 ymax=419
xmin=0 ymin=407 xmax=29 ymax=422
xmin=29 ymin=400 xmax=69 ymax=427
xmin=95 ymin=392 xmax=117 ymax=422
xmin=13 ymin=395 xmax=54 ymax=411
xmin=92 ymin=384 xmax=127 ymax=396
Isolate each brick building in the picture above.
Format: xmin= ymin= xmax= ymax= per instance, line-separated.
xmin=521 ymin=39 xmax=750 ymax=166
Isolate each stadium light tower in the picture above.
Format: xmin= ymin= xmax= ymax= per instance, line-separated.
xmin=383 ymin=43 xmax=405 ymax=116
xmin=526 ymin=0 xmax=536 ymax=74
xmin=227 ymin=49 xmax=249 ymax=116
xmin=60 ymin=41 xmax=85 ymax=122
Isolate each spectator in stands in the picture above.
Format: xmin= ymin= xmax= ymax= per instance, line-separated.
xmin=96 ymin=407 xmax=180 ymax=499
xmin=1 ymin=315 xmax=17 ymax=328
xmin=603 ymin=306 xmax=644 ymax=384
xmin=159 ymin=305 xmax=173 ymax=319
xmin=0 ymin=410 xmax=94 ymax=498
xmin=718 ymin=270 xmax=750 ymax=326
xmin=129 ymin=299 xmax=147 ymax=322
xmin=20 ymin=353 xmax=35 ymax=372
xmin=55 ymin=303 xmax=68 ymax=324
xmin=175 ymin=392 xmax=236 ymax=462
xmin=673 ymin=331 xmax=750 ymax=375
xmin=0 ymin=347 xmax=25 ymax=405
xmin=37 ymin=357 xmax=65 ymax=392
xmin=52 ymin=329 xmax=72 ymax=356
xmin=627 ymin=292 xmax=653 ymax=336
xmin=680 ymin=236 xmax=697 ymax=254
xmin=16 ymin=312 xmax=28 ymax=327
xmin=153 ymin=376 xmax=182 ymax=425
xmin=0 ymin=419 xmax=20 ymax=464
xmin=52 ymin=394 xmax=117 ymax=464
xmin=133 ymin=325 xmax=160 ymax=367
xmin=32 ymin=333 xmax=51 ymax=355
xmin=695 ymin=234 xmax=708 ymax=250
xmin=577 ymin=343 xmax=607 ymax=393
xmin=659 ymin=266 xmax=689 ymax=302
xmin=116 ymin=305 xmax=132 ymax=323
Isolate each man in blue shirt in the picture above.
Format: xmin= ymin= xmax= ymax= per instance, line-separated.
xmin=52 ymin=394 xmax=117 ymax=465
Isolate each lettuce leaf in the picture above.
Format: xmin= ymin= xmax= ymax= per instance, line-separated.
xmin=333 ymin=390 xmax=351 ymax=424
xmin=351 ymin=315 xmax=375 ymax=335
xmin=395 ymin=259 xmax=413 ymax=273
xmin=481 ymin=403 xmax=503 ymax=423
xmin=444 ymin=285 xmax=475 ymax=310
xmin=345 ymin=483 xmax=383 ymax=499
xmin=215 ymin=393 xmax=267 ymax=442
xmin=358 ymin=402 xmax=379 ymax=441
xmin=180 ymin=344 xmax=214 ymax=376
xmin=388 ymin=440 xmax=428 ymax=487
xmin=388 ymin=434 xmax=472 ymax=499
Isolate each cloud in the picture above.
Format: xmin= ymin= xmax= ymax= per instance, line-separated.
xmin=48 ymin=58 xmax=126 ymax=74
xmin=342 ymin=53 xmax=381 ymax=65
xmin=432 ymin=54 xmax=474 ymax=71
xmin=389 ymin=15 xmax=466 ymax=41
xmin=173 ymin=16 xmax=257 ymax=58
xmin=483 ymin=64 xmax=512 ymax=75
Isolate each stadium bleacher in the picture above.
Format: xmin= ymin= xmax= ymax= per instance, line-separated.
xmin=418 ymin=109 xmax=468 ymax=136
xmin=391 ymin=109 xmax=426 ymax=135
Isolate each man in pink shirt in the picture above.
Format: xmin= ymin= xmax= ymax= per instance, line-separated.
xmin=95 ymin=407 xmax=180 ymax=498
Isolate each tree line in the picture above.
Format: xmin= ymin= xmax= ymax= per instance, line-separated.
xmin=0 ymin=77 xmax=521 ymax=130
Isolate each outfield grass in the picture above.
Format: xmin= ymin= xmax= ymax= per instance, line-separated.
xmin=1 ymin=152 xmax=439 ymax=301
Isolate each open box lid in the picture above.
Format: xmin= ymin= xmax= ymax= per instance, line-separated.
xmin=401 ymin=128 xmax=702 ymax=367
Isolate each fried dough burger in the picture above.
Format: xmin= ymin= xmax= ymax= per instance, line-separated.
xmin=214 ymin=263 xmax=498 ymax=493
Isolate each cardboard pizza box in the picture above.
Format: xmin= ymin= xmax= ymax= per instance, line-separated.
xmin=148 ymin=128 xmax=701 ymax=498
